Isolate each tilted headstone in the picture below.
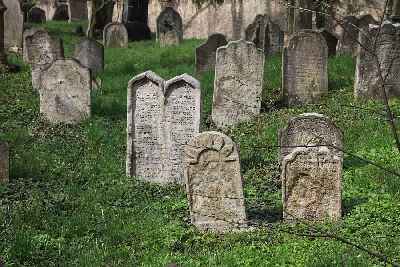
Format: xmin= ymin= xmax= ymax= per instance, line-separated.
xmin=103 ymin=22 xmax=128 ymax=48
xmin=156 ymin=7 xmax=183 ymax=47
xmin=283 ymin=30 xmax=328 ymax=107
xmin=245 ymin=14 xmax=268 ymax=52
xmin=281 ymin=146 xmax=342 ymax=221
xmin=337 ymin=16 xmax=360 ymax=56
xmin=39 ymin=59 xmax=91 ymax=124
xmin=126 ymin=71 xmax=201 ymax=184
xmin=184 ymin=131 xmax=247 ymax=232
xmin=68 ymin=0 xmax=88 ymax=22
xmin=0 ymin=142 xmax=9 ymax=183
xmin=212 ymin=40 xmax=264 ymax=128
xmin=355 ymin=21 xmax=400 ymax=99
xmin=195 ymin=33 xmax=227 ymax=75
xmin=28 ymin=7 xmax=46 ymax=23
xmin=4 ymin=0 xmax=23 ymax=52
xmin=73 ymin=37 xmax=104 ymax=76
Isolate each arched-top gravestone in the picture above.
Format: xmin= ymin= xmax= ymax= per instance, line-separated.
xmin=103 ymin=22 xmax=129 ymax=48
xmin=127 ymin=71 xmax=201 ymax=184
xmin=4 ymin=0 xmax=23 ymax=51
xmin=156 ymin=7 xmax=183 ymax=47
xmin=39 ymin=59 xmax=91 ymax=124
xmin=212 ymin=40 xmax=264 ymax=129
xmin=195 ymin=33 xmax=227 ymax=75
xmin=283 ymin=30 xmax=328 ymax=107
xmin=28 ymin=7 xmax=46 ymax=23
xmin=73 ymin=37 xmax=104 ymax=76
xmin=0 ymin=142 xmax=9 ymax=183
xmin=184 ymin=131 xmax=247 ymax=232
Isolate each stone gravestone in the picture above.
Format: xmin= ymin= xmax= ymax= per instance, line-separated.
xmin=195 ymin=33 xmax=227 ymax=75
xmin=319 ymin=29 xmax=338 ymax=57
xmin=245 ymin=14 xmax=268 ymax=52
xmin=4 ymin=0 xmax=24 ymax=52
xmin=337 ymin=16 xmax=359 ymax=56
xmin=281 ymin=146 xmax=342 ymax=221
xmin=28 ymin=7 xmax=46 ymax=23
xmin=0 ymin=142 xmax=9 ymax=183
xmin=156 ymin=7 xmax=183 ymax=47
xmin=68 ymin=0 xmax=88 ymax=22
xmin=283 ymin=30 xmax=328 ymax=107
xmin=39 ymin=59 xmax=91 ymax=124
xmin=355 ymin=22 xmax=400 ymax=99
xmin=126 ymin=71 xmax=201 ymax=184
xmin=103 ymin=22 xmax=128 ymax=48
xmin=73 ymin=37 xmax=104 ymax=76
xmin=23 ymin=28 xmax=64 ymax=89
xmin=212 ymin=40 xmax=264 ymax=128
xmin=268 ymin=19 xmax=284 ymax=55
xmin=184 ymin=131 xmax=247 ymax=232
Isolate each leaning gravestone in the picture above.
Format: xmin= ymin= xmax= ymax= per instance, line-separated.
xmin=283 ymin=30 xmax=328 ymax=107
xmin=4 ymin=0 xmax=24 ymax=52
xmin=126 ymin=71 xmax=201 ymax=184
xmin=23 ymin=28 xmax=64 ymax=89
xmin=103 ymin=22 xmax=128 ymax=48
xmin=156 ymin=7 xmax=183 ymax=47
xmin=281 ymin=146 xmax=342 ymax=221
xmin=195 ymin=33 xmax=227 ymax=75
xmin=355 ymin=21 xmax=400 ymax=99
xmin=245 ymin=14 xmax=268 ymax=52
xmin=0 ymin=142 xmax=9 ymax=183
xmin=73 ymin=37 xmax=104 ymax=76
xmin=39 ymin=59 xmax=91 ymax=124
xmin=212 ymin=40 xmax=264 ymax=128
xmin=28 ymin=7 xmax=46 ymax=23
xmin=184 ymin=131 xmax=247 ymax=232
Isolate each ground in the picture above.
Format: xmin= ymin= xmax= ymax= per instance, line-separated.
xmin=0 ymin=21 xmax=399 ymax=266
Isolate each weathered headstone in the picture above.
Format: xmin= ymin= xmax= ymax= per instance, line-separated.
xmin=68 ymin=0 xmax=87 ymax=22
xmin=28 ymin=7 xmax=46 ymax=23
xmin=337 ymin=16 xmax=359 ymax=56
xmin=281 ymin=146 xmax=342 ymax=221
xmin=156 ymin=7 xmax=183 ymax=47
xmin=39 ymin=59 xmax=91 ymax=124
xmin=355 ymin=22 xmax=400 ymax=99
xmin=73 ymin=37 xmax=104 ymax=76
xmin=195 ymin=33 xmax=227 ymax=75
xmin=245 ymin=14 xmax=269 ymax=52
xmin=103 ymin=22 xmax=128 ymax=48
xmin=0 ymin=142 xmax=9 ymax=183
xmin=3 ymin=0 xmax=23 ymax=52
xmin=184 ymin=131 xmax=247 ymax=232
xmin=126 ymin=71 xmax=201 ymax=184
xmin=319 ymin=29 xmax=338 ymax=57
xmin=283 ymin=30 xmax=328 ymax=107
xmin=212 ymin=40 xmax=264 ymax=128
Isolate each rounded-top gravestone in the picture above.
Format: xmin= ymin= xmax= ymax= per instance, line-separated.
xmin=28 ymin=7 xmax=46 ymax=23
xmin=156 ymin=7 xmax=183 ymax=47
xmin=195 ymin=33 xmax=227 ymax=75
xmin=103 ymin=22 xmax=128 ymax=48
xmin=73 ymin=37 xmax=104 ymax=76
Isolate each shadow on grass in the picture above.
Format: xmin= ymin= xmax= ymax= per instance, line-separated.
xmin=247 ymin=205 xmax=282 ymax=223
xmin=342 ymin=197 xmax=368 ymax=216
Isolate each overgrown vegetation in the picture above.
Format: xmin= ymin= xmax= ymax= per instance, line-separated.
xmin=0 ymin=21 xmax=399 ymax=266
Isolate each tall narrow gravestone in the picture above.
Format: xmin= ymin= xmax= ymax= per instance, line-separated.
xmin=283 ymin=30 xmax=328 ymax=107
xmin=39 ymin=59 xmax=91 ymax=124
xmin=156 ymin=7 xmax=183 ymax=47
xmin=126 ymin=71 xmax=201 ymax=184
xmin=184 ymin=131 xmax=247 ymax=232
xmin=195 ymin=33 xmax=227 ymax=75
xmin=212 ymin=40 xmax=264 ymax=128
xmin=355 ymin=22 xmax=400 ymax=99
xmin=4 ymin=0 xmax=23 ymax=52
xmin=0 ymin=142 xmax=9 ymax=183
xmin=73 ymin=37 xmax=104 ymax=76
xmin=103 ymin=22 xmax=128 ymax=48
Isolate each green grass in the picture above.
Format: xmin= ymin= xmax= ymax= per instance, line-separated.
xmin=0 ymin=21 xmax=400 ymax=266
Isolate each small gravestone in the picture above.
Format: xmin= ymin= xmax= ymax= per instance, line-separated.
xmin=283 ymin=30 xmax=328 ymax=107
xmin=282 ymin=146 xmax=342 ymax=221
xmin=23 ymin=28 xmax=64 ymax=89
xmin=125 ymin=21 xmax=151 ymax=41
xmin=156 ymin=7 xmax=183 ymax=47
xmin=337 ymin=16 xmax=359 ymax=56
xmin=0 ymin=142 xmax=9 ymax=183
xmin=68 ymin=0 xmax=87 ymax=22
xmin=28 ymin=7 xmax=46 ymax=23
xmin=245 ymin=14 xmax=268 ymax=52
xmin=39 ymin=59 xmax=91 ymax=124
xmin=212 ymin=40 xmax=264 ymax=128
xmin=355 ymin=22 xmax=400 ymax=99
xmin=127 ymin=71 xmax=201 ymax=184
xmin=319 ymin=29 xmax=338 ymax=57
xmin=184 ymin=131 xmax=247 ymax=232
xmin=4 ymin=0 xmax=23 ymax=52
xmin=195 ymin=33 xmax=227 ymax=75
xmin=73 ymin=37 xmax=104 ymax=76
xmin=103 ymin=22 xmax=128 ymax=48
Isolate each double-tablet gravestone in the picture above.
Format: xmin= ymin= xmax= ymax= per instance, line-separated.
xmin=283 ymin=30 xmax=328 ymax=107
xmin=212 ymin=40 xmax=264 ymax=129
xmin=156 ymin=7 xmax=183 ymax=47
xmin=103 ymin=22 xmax=129 ymax=48
xmin=195 ymin=33 xmax=227 ymax=75
xmin=184 ymin=131 xmax=247 ymax=232
xmin=126 ymin=71 xmax=201 ymax=184
xmin=0 ymin=142 xmax=9 ymax=183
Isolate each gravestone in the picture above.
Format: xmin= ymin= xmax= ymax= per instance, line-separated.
xmin=212 ymin=40 xmax=264 ymax=128
xmin=279 ymin=113 xmax=343 ymax=161
xmin=268 ymin=20 xmax=284 ymax=55
xmin=355 ymin=22 xmax=400 ymax=99
xmin=4 ymin=0 xmax=24 ymax=51
xmin=0 ymin=142 xmax=9 ymax=183
xmin=52 ymin=5 xmax=69 ymax=21
xmin=184 ymin=131 xmax=247 ymax=232
xmin=103 ymin=22 xmax=128 ymax=48
xmin=156 ymin=7 xmax=183 ymax=47
xmin=245 ymin=14 xmax=268 ymax=52
xmin=73 ymin=37 xmax=104 ymax=76
xmin=283 ymin=30 xmax=328 ymax=107
xmin=125 ymin=21 xmax=151 ymax=41
xmin=68 ymin=0 xmax=87 ymax=22
xmin=337 ymin=16 xmax=359 ymax=56
xmin=281 ymin=146 xmax=342 ymax=221
xmin=126 ymin=71 xmax=201 ymax=184
xmin=195 ymin=33 xmax=227 ymax=75
xmin=319 ymin=29 xmax=338 ymax=57
xmin=28 ymin=7 xmax=46 ymax=23
xmin=23 ymin=28 xmax=64 ymax=89
xmin=39 ymin=59 xmax=91 ymax=124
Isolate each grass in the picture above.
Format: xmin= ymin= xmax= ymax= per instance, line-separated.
xmin=0 ymin=21 xmax=399 ymax=266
